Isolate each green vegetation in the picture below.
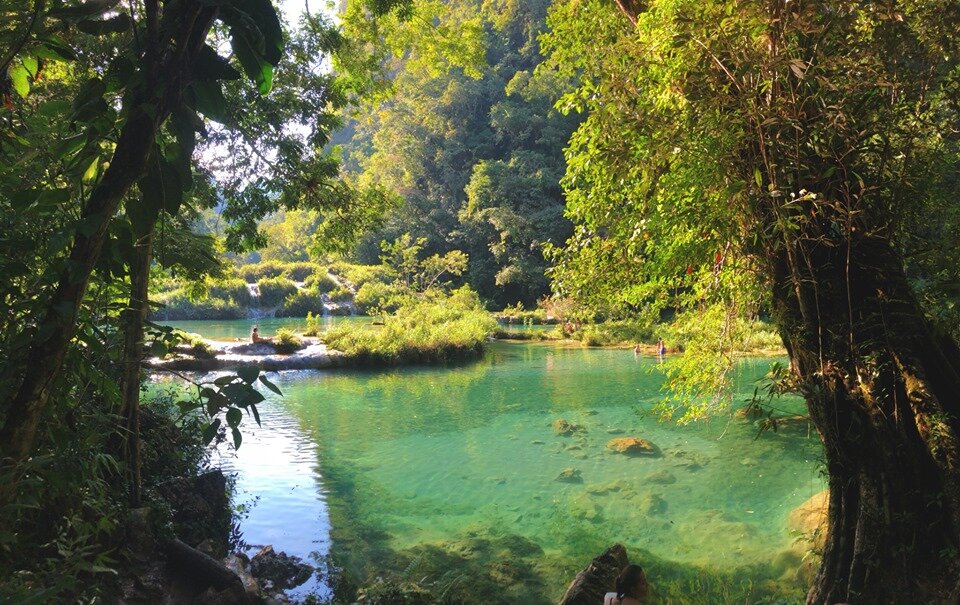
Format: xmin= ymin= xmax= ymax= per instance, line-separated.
xmin=273 ymin=328 xmax=305 ymax=354
xmin=324 ymin=288 xmax=496 ymax=364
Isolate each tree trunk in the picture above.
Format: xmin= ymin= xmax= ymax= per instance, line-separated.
xmin=120 ymin=227 xmax=154 ymax=507
xmin=768 ymin=234 xmax=960 ymax=604
xmin=0 ymin=107 xmax=160 ymax=463
xmin=0 ymin=4 xmax=216 ymax=465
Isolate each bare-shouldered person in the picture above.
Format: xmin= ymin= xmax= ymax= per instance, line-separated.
xmin=604 ymin=564 xmax=649 ymax=605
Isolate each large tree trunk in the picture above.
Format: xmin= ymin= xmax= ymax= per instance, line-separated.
xmin=120 ymin=227 xmax=154 ymax=507
xmin=768 ymin=234 xmax=960 ymax=604
xmin=0 ymin=107 xmax=160 ymax=463
xmin=0 ymin=3 xmax=215 ymax=466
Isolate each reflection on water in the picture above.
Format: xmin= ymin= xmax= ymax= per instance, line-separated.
xmin=168 ymin=335 xmax=823 ymax=603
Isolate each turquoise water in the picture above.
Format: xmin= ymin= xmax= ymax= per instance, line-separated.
xmin=164 ymin=326 xmax=824 ymax=603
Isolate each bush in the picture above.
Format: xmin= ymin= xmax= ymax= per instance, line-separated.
xmin=327 ymin=285 xmax=354 ymax=303
xmin=256 ymin=276 xmax=299 ymax=308
xmin=172 ymin=330 xmax=216 ymax=358
xmin=328 ymin=261 xmax=395 ymax=288
xmin=276 ymin=288 xmax=325 ymax=318
xmin=323 ymin=286 xmax=496 ymax=363
xmin=354 ymin=281 xmax=405 ymax=314
xmin=281 ymin=262 xmax=316 ymax=282
xmin=274 ymin=328 xmax=304 ymax=354
xmin=151 ymin=289 xmax=244 ymax=320
xmin=238 ymin=261 xmax=288 ymax=282
xmin=303 ymin=271 xmax=337 ymax=293
xmin=207 ymin=278 xmax=253 ymax=306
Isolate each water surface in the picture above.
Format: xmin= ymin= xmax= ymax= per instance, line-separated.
xmin=167 ymin=325 xmax=823 ymax=603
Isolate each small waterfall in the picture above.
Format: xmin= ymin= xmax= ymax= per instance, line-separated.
xmin=320 ymin=293 xmax=331 ymax=318
xmin=246 ymin=283 xmax=273 ymax=319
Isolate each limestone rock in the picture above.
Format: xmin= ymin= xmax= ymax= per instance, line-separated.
xmin=606 ymin=437 xmax=659 ymax=456
xmin=788 ymin=489 xmax=829 ymax=548
xmin=556 ymin=468 xmax=584 ymax=483
xmin=558 ymin=544 xmax=629 ymax=605
xmin=645 ymin=469 xmax=677 ymax=484
xmin=250 ymin=545 xmax=313 ymax=591
xmin=640 ymin=493 xmax=667 ymax=515
xmin=554 ymin=418 xmax=585 ymax=436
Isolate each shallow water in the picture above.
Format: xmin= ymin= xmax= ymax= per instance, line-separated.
xmin=163 ymin=326 xmax=824 ymax=603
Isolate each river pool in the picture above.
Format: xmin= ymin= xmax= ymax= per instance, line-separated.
xmin=158 ymin=321 xmax=823 ymax=603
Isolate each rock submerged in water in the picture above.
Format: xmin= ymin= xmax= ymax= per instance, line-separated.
xmin=788 ymin=489 xmax=829 ymax=548
xmin=606 ymin=437 xmax=659 ymax=456
xmin=644 ymin=469 xmax=677 ymax=484
xmin=554 ymin=418 xmax=585 ymax=436
xmin=640 ymin=493 xmax=667 ymax=515
xmin=556 ymin=468 xmax=583 ymax=483
xmin=558 ymin=544 xmax=629 ymax=605
xmin=249 ymin=545 xmax=313 ymax=591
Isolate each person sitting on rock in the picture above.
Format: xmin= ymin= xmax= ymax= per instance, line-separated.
xmin=251 ymin=326 xmax=273 ymax=344
xmin=604 ymin=564 xmax=649 ymax=605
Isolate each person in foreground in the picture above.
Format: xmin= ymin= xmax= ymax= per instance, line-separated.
xmin=604 ymin=564 xmax=648 ymax=605
xmin=251 ymin=326 xmax=273 ymax=344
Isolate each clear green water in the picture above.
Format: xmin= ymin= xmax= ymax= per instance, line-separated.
xmin=168 ymin=325 xmax=823 ymax=603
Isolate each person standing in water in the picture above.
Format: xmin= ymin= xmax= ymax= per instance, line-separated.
xmin=604 ymin=564 xmax=649 ymax=605
xmin=657 ymin=337 xmax=666 ymax=359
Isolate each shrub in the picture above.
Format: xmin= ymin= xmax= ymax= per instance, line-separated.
xmin=171 ymin=330 xmax=216 ymax=358
xmin=354 ymin=281 xmax=405 ymax=314
xmin=323 ymin=286 xmax=496 ymax=363
xmin=207 ymin=278 xmax=253 ymax=306
xmin=328 ymin=261 xmax=395 ymax=288
xmin=275 ymin=288 xmax=325 ymax=318
xmin=256 ymin=276 xmax=298 ymax=308
xmin=281 ymin=262 xmax=316 ymax=282
xmin=327 ymin=285 xmax=354 ymax=303
xmin=238 ymin=261 xmax=288 ymax=282
xmin=274 ymin=328 xmax=304 ymax=354
xmin=304 ymin=312 xmax=324 ymax=336
xmin=303 ymin=271 xmax=337 ymax=293
xmin=151 ymin=289 xmax=244 ymax=320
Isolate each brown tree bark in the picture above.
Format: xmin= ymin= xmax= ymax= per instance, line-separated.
xmin=119 ymin=227 xmax=154 ymax=507
xmin=767 ymin=234 xmax=960 ymax=604
xmin=0 ymin=3 xmax=216 ymax=465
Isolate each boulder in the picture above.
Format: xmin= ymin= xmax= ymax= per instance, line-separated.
xmin=639 ymin=493 xmax=667 ymax=516
xmin=607 ymin=437 xmax=659 ymax=456
xmin=644 ymin=469 xmax=677 ymax=485
xmin=554 ymin=418 xmax=585 ymax=436
xmin=156 ymin=470 xmax=230 ymax=556
xmin=556 ymin=468 xmax=583 ymax=483
xmin=558 ymin=544 xmax=629 ymax=605
xmin=250 ymin=545 xmax=313 ymax=591
xmin=788 ymin=490 xmax=829 ymax=548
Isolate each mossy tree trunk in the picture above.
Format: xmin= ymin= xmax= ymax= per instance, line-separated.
xmin=768 ymin=233 xmax=960 ymax=603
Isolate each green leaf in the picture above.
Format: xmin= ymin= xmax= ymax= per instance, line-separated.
xmin=236 ymin=366 xmax=259 ymax=384
xmin=35 ymin=34 xmax=77 ymax=61
xmin=190 ymin=80 xmax=229 ymax=123
xmin=233 ymin=0 xmax=283 ymax=65
xmin=226 ymin=407 xmax=242 ymax=428
xmin=250 ymin=403 xmax=261 ymax=427
xmin=9 ymin=64 xmax=30 ymax=98
xmin=202 ymin=418 xmax=221 ymax=445
xmin=231 ymin=427 xmax=242 ymax=449
xmin=214 ymin=375 xmax=236 ymax=386
xmin=176 ymin=399 xmax=202 ymax=414
xmin=259 ymin=374 xmax=283 ymax=396
xmin=21 ymin=55 xmax=39 ymax=77
xmin=229 ymin=30 xmax=274 ymax=94
xmin=148 ymin=341 xmax=168 ymax=357
xmin=195 ymin=45 xmax=242 ymax=81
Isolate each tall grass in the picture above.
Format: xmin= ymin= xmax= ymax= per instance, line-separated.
xmin=324 ymin=287 xmax=496 ymax=363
